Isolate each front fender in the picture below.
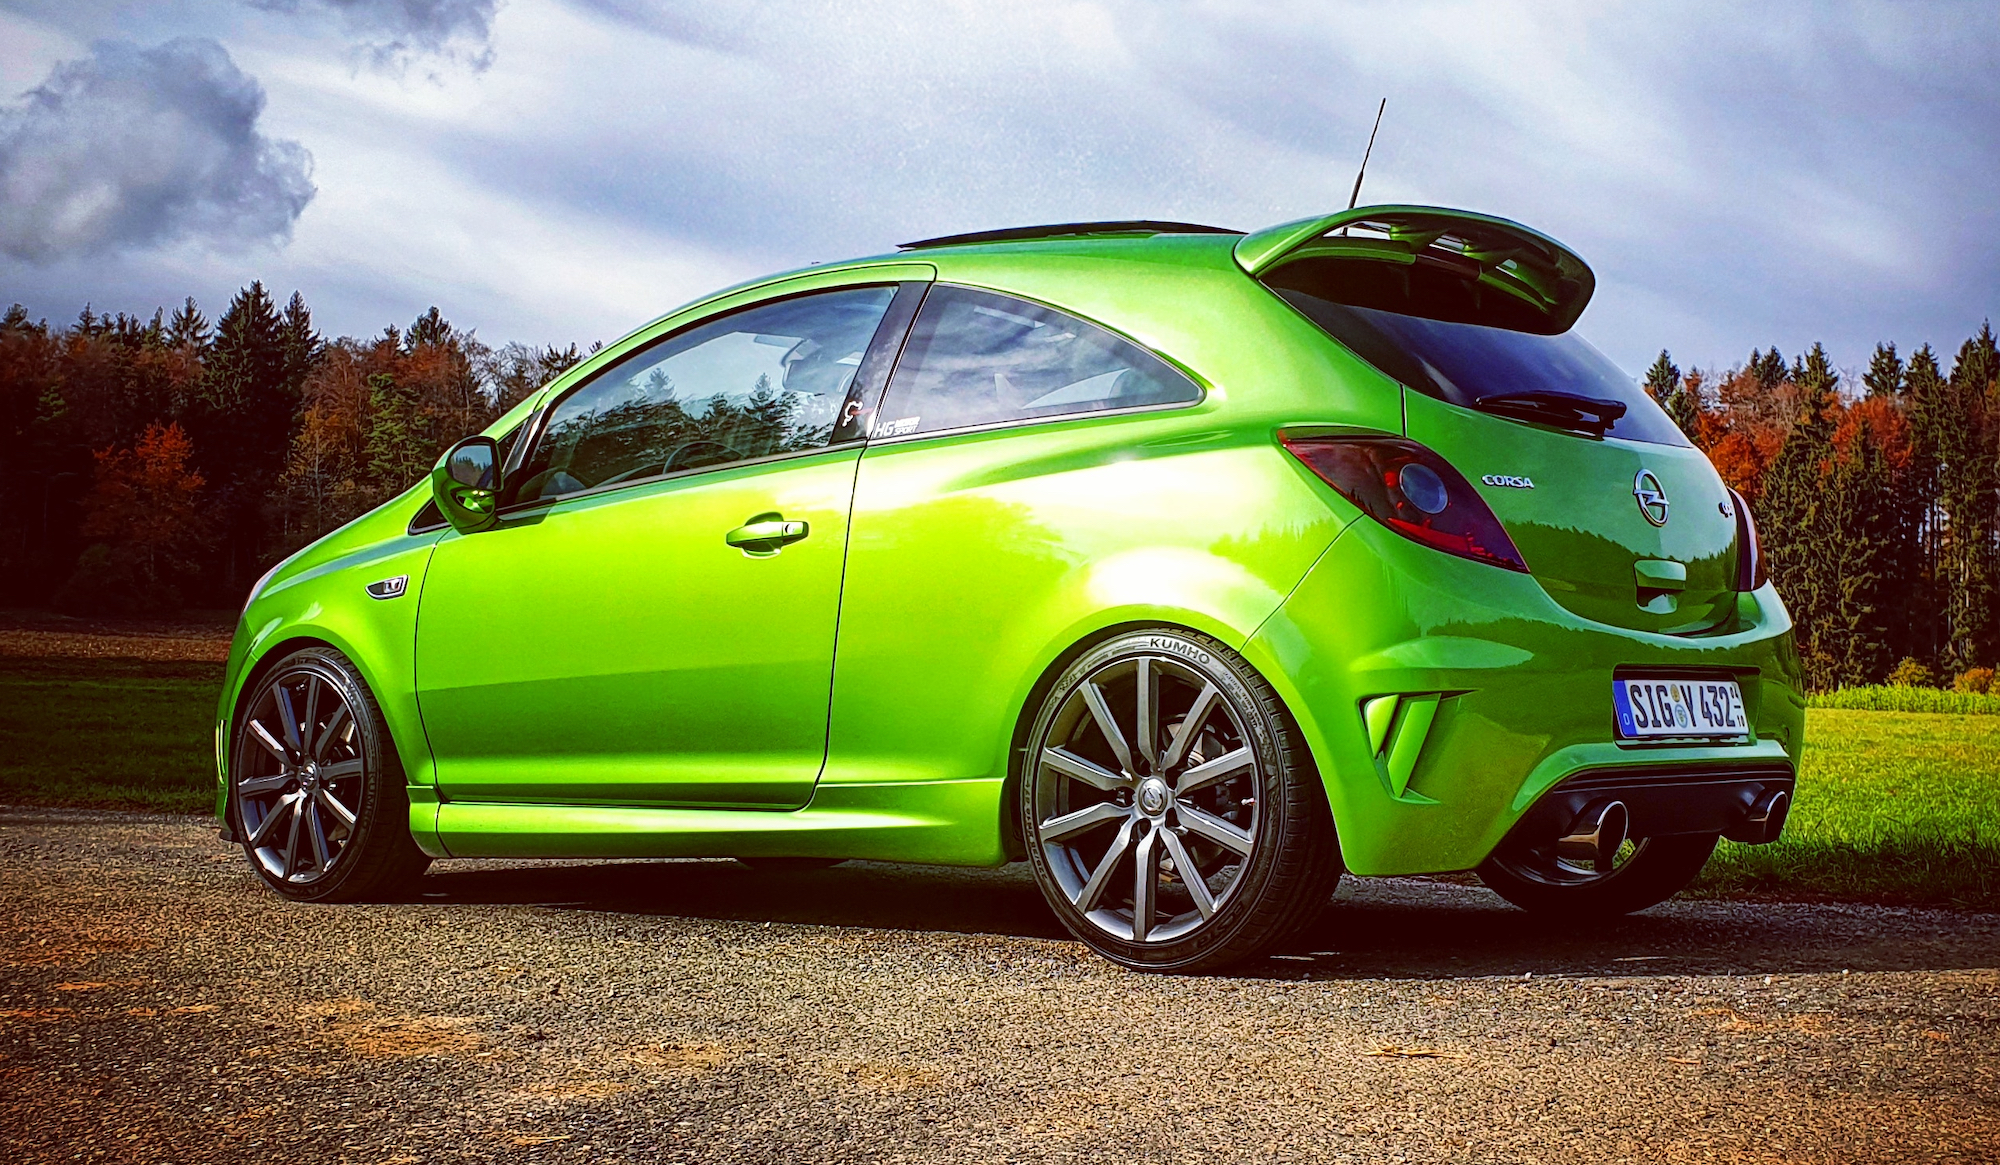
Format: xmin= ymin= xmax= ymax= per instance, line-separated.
xmin=215 ymin=490 xmax=444 ymax=850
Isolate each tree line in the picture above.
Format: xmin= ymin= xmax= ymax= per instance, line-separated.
xmin=1 ymin=281 xmax=1995 ymax=692
xmin=1643 ymin=328 xmax=1997 ymax=692
xmin=0 ymin=283 xmax=585 ymax=614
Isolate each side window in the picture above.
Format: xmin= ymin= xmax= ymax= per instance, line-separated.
xmin=510 ymin=285 xmax=897 ymax=503
xmin=873 ymin=285 xmax=1200 ymax=439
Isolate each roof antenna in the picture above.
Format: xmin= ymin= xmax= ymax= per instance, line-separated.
xmin=1346 ymin=98 xmax=1386 ymax=211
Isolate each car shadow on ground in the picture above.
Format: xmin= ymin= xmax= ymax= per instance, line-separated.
xmin=408 ymin=857 xmax=2000 ymax=981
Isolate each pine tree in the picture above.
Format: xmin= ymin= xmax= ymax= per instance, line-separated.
xmin=1939 ymin=324 xmax=1999 ymax=674
xmin=1825 ymin=414 xmax=1897 ymax=685
xmin=165 ymin=297 xmax=209 ymax=349
xmin=1863 ymin=342 xmax=1904 ymax=398
xmin=1903 ymin=344 xmax=1949 ymax=669
xmin=279 ymin=292 xmax=322 ymax=394
xmin=191 ymin=282 xmax=297 ymax=590
xmin=1757 ymin=342 xmax=1841 ymax=688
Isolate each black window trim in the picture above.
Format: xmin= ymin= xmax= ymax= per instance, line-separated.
xmin=492 ymin=279 xmax=922 ymax=516
xmin=858 ymin=281 xmax=1209 ymax=448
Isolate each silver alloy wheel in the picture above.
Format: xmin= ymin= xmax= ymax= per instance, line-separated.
xmin=236 ymin=665 xmax=366 ymax=886
xmin=1030 ymin=654 xmax=1262 ymax=944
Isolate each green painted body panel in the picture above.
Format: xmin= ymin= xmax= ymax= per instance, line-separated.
xmin=1242 ymin=515 xmax=1804 ymax=877
xmin=214 ymin=213 xmax=1806 ymax=880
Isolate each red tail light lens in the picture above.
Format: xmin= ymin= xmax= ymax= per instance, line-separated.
xmin=1730 ymin=487 xmax=1767 ymax=591
xmin=1282 ymin=436 xmax=1530 ymax=573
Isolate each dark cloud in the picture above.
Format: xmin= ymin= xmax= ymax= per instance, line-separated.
xmin=250 ymin=0 xmax=499 ymax=70
xmin=0 ymin=38 xmax=314 ymax=264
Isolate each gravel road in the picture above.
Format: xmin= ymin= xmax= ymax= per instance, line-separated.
xmin=2 ymin=809 xmax=1995 ymax=1163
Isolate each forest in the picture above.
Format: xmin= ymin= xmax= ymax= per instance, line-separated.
xmin=0 ymin=281 xmax=1994 ymax=694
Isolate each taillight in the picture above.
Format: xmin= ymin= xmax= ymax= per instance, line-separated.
xmin=1730 ymin=487 xmax=1766 ymax=591
xmin=1282 ymin=436 xmax=1530 ymax=573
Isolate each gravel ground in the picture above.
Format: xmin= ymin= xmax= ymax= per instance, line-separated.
xmin=2 ymin=809 xmax=1996 ymax=1164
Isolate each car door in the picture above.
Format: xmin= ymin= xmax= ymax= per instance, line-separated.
xmin=415 ymin=279 xmax=924 ymax=809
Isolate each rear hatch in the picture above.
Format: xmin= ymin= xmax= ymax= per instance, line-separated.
xmin=1248 ymin=207 xmax=1737 ymax=634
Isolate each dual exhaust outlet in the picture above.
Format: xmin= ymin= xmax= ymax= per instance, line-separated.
xmin=1556 ymin=787 xmax=1791 ymax=872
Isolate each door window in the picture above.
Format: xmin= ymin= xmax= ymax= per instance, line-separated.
xmin=872 ymin=285 xmax=1199 ymax=439
xmin=511 ymin=285 xmax=897 ymax=502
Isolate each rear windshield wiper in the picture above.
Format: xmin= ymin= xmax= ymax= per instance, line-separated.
xmin=1472 ymin=389 xmax=1628 ymax=438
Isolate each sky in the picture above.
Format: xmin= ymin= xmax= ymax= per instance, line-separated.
xmin=0 ymin=0 xmax=1995 ymax=380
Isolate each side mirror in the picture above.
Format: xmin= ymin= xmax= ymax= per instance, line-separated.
xmin=432 ymin=436 xmax=502 ymax=533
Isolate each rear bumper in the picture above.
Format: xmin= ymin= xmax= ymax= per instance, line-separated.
xmin=1243 ymin=520 xmax=1806 ymax=877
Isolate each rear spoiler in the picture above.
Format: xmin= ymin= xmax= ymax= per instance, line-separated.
xmin=1235 ymin=205 xmax=1595 ymax=334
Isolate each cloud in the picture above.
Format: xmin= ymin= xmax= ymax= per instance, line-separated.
xmin=250 ymin=0 xmax=499 ymax=71
xmin=0 ymin=37 xmax=315 ymax=264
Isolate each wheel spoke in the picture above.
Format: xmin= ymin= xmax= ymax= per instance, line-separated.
xmin=249 ymin=720 xmax=290 ymax=764
xmin=1161 ymin=828 xmax=1217 ymax=918
xmin=1131 ymin=825 xmax=1160 ymax=941
xmin=1080 ymin=681 xmax=1135 ymax=775
xmin=244 ymin=793 xmax=298 ymax=846
xmin=306 ymin=802 xmax=332 ymax=871
xmin=1041 ymin=747 xmax=1129 ymax=792
xmin=1160 ymin=682 xmax=1221 ymax=771
xmin=280 ymin=797 xmax=304 ymax=879
xmin=318 ymin=758 xmax=363 ymax=783
xmin=1039 ymin=801 xmax=1128 ymax=843
xmin=1075 ymin=817 xmax=1136 ymax=911
xmin=1175 ymin=746 xmax=1253 ymax=796
xmin=298 ymin=677 xmax=321 ymax=758
xmin=237 ymin=772 xmax=291 ymax=797
xmin=1134 ymin=658 xmax=1158 ymax=771
xmin=314 ymin=786 xmax=358 ymax=830
xmin=1179 ymin=804 xmax=1253 ymax=856
xmin=274 ymin=685 xmax=304 ymax=753
xmin=314 ymin=704 xmax=351 ymax=762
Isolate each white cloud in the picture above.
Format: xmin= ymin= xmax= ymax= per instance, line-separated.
xmin=0 ymin=37 xmax=314 ymax=262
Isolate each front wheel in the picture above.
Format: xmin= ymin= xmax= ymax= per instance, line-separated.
xmin=1021 ymin=628 xmax=1340 ymax=973
xmin=230 ymin=647 xmax=430 ymax=902
xmin=1477 ymin=832 xmax=1718 ymax=917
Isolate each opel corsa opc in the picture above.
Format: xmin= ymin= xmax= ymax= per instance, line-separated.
xmin=217 ymin=207 xmax=1805 ymax=971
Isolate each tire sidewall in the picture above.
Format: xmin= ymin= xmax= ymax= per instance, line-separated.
xmin=1020 ymin=627 xmax=1302 ymax=971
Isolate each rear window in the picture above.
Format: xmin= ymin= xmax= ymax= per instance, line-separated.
xmin=1274 ymin=287 xmax=1690 ymax=447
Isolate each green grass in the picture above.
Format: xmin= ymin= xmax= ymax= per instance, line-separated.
xmin=3 ymin=657 xmax=1997 ymax=909
xmin=1698 ymin=708 xmax=2000 ymax=908
xmin=0 ymin=657 xmax=223 ymax=813
xmin=1808 ymin=685 xmax=2000 ymax=715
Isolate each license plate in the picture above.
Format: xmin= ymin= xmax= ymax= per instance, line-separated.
xmin=1614 ymin=676 xmax=1747 ymax=739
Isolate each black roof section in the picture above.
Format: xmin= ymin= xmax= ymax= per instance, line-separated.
xmin=899 ymin=220 xmax=1242 ymax=250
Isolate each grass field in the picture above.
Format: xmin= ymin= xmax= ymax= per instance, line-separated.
xmin=3 ymin=653 xmax=1997 ymax=908
xmin=0 ymin=657 xmax=224 ymax=812
xmin=1697 ymin=707 xmax=2000 ymax=908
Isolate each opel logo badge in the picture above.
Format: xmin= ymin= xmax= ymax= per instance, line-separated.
xmin=1634 ymin=470 xmax=1670 ymax=527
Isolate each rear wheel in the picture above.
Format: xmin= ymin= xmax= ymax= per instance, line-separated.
xmin=1477 ymin=832 xmax=1718 ymax=917
xmin=231 ymin=647 xmax=429 ymax=902
xmin=1021 ymin=628 xmax=1340 ymax=972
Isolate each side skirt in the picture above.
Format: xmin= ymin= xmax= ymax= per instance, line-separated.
xmin=431 ymin=778 xmax=1009 ymax=866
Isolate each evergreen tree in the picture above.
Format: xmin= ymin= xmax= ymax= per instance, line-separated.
xmin=1824 ymin=414 xmax=1897 ymax=685
xmin=1939 ymin=324 xmax=1999 ymax=674
xmin=1749 ymin=347 xmax=1788 ymax=391
xmin=1863 ymin=342 xmax=1904 ymax=398
xmin=190 ymin=282 xmax=297 ymax=589
xmin=1903 ymin=345 xmax=1949 ymax=669
xmin=1757 ymin=342 xmax=1841 ymax=688
xmin=363 ymin=370 xmax=440 ymax=491
xmin=279 ymin=292 xmax=323 ymax=394
xmin=166 ymin=297 xmax=209 ymax=349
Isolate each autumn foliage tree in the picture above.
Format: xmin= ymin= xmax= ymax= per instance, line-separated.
xmin=58 ymin=422 xmax=214 ymax=614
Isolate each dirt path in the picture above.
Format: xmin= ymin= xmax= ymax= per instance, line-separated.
xmin=2 ymin=809 xmax=1995 ymax=1163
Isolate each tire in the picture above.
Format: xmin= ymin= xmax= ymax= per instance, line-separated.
xmin=230 ymin=646 xmax=430 ymax=902
xmin=1476 ymin=832 xmax=1718 ymax=917
xmin=1020 ymin=627 xmax=1341 ymax=972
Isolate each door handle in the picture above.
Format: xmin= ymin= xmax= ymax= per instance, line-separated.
xmin=725 ymin=516 xmax=809 ymax=554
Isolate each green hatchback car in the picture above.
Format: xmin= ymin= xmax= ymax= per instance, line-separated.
xmin=217 ymin=205 xmax=1804 ymax=971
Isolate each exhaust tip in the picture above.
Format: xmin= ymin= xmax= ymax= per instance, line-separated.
xmin=1556 ymin=799 xmax=1629 ymax=874
xmin=1726 ymin=787 xmax=1791 ymax=845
